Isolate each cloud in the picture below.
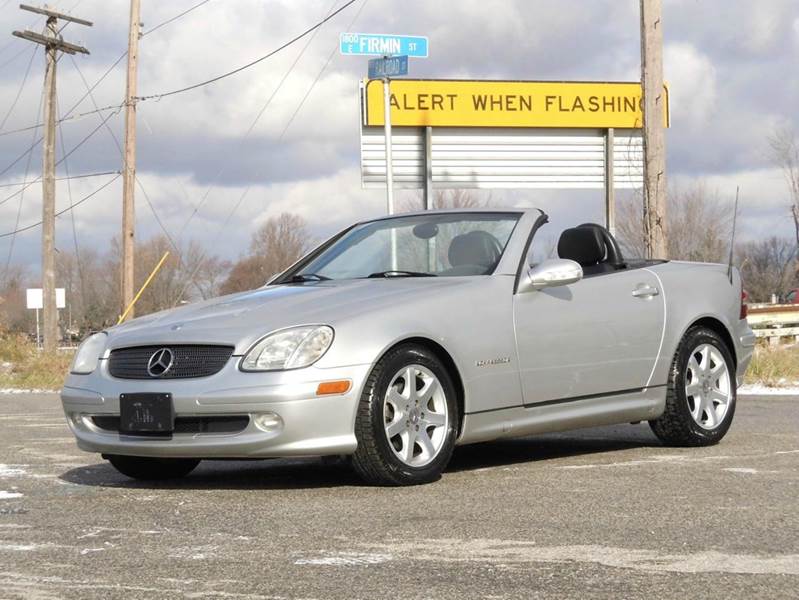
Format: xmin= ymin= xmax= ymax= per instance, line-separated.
xmin=0 ymin=0 xmax=797 ymax=278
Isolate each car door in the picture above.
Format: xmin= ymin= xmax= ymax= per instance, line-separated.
xmin=512 ymin=267 xmax=665 ymax=405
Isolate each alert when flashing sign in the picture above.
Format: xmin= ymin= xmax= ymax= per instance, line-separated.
xmin=340 ymin=33 xmax=428 ymax=57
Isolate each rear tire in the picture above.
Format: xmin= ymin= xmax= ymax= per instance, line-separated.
xmin=649 ymin=326 xmax=736 ymax=446
xmin=106 ymin=455 xmax=200 ymax=480
xmin=351 ymin=344 xmax=459 ymax=486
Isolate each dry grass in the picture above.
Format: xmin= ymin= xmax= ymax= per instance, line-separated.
xmin=0 ymin=333 xmax=73 ymax=390
xmin=745 ymin=344 xmax=799 ymax=387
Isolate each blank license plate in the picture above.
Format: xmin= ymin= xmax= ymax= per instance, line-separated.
xmin=119 ymin=393 xmax=174 ymax=434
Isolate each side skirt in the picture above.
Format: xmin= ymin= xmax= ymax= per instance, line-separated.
xmin=457 ymin=386 xmax=667 ymax=446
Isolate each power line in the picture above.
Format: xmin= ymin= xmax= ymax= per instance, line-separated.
xmin=0 ymin=170 xmax=119 ymax=188
xmin=0 ymin=45 xmax=38 ymax=131
xmin=176 ymin=0 xmax=341 ymax=240
xmin=0 ymin=102 xmax=124 ymax=137
xmin=278 ymin=0 xmax=370 ymax=142
xmin=136 ymin=0 xmax=358 ymax=102
xmin=2 ymin=81 xmax=44 ymax=283
xmin=0 ymin=173 xmax=120 ymax=239
xmin=0 ymin=104 xmax=123 ymax=208
xmin=141 ymin=0 xmax=214 ymax=37
xmin=173 ymin=0 xmax=363 ymax=304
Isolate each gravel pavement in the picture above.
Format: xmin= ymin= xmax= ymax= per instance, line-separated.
xmin=0 ymin=392 xmax=797 ymax=599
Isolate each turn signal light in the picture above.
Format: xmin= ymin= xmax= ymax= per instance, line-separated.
xmin=316 ymin=380 xmax=351 ymax=395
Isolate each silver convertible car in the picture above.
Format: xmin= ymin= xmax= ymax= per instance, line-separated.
xmin=62 ymin=209 xmax=755 ymax=485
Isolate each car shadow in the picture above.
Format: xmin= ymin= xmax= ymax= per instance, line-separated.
xmin=58 ymin=424 xmax=662 ymax=490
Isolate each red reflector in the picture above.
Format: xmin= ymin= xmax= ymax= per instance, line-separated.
xmin=740 ymin=290 xmax=748 ymax=320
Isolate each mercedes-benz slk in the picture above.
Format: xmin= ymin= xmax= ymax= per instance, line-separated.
xmin=62 ymin=209 xmax=754 ymax=485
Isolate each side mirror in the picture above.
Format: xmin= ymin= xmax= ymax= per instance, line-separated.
xmin=518 ymin=258 xmax=583 ymax=293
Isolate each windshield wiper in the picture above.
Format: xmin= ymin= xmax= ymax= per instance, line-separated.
xmin=287 ymin=273 xmax=331 ymax=282
xmin=367 ymin=270 xmax=437 ymax=278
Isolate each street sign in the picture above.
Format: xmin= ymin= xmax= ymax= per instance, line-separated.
xmin=340 ymin=33 xmax=428 ymax=57
xmin=368 ymin=55 xmax=408 ymax=79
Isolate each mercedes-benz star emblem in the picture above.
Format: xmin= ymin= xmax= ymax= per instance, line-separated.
xmin=147 ymin=348 xmax=174 ymax=378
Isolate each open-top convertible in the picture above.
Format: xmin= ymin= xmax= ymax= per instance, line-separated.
xmin=62 ymin=209 xmax=755 ymax=485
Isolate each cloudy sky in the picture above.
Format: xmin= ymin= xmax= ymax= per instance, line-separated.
xmin=0 ymin=0 xmax=797 ymax=279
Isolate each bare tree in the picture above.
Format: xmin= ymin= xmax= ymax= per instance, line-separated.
xmin=0 ymin=265 xmax=30 ymax=332
xmin=769 ymin=128 xmax=799 ymax=249
xmin=399 ymin=189 xmax=491 ymax=213
xmin=736 ymin=237 xmax=797 ymax=302
xmin=220 ymin=213 xmax=311 ymax=294
xmin=617 ymin=182 xmax=733 ymax=262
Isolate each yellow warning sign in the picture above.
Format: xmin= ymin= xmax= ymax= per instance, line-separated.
xmin=363 ymin=79 xmax=669 ymax=128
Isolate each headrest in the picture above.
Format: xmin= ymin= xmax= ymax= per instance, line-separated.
xmin=557 ymin=227 xmax=605 ymax=266
xmin=448 ymin=230 xmax=501 ymax=270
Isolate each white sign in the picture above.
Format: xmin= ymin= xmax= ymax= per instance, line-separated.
xmin=26 ymin=288 xmax=65 ymax=310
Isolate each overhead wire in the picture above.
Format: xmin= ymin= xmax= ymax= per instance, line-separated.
xmin=69 ymin=54 xmax=184 ymax=265
xmin=1 ymin=80 xmax=45 ymax=283
xmin=0 ymin=45 xmax=38 ymax=132
xmin=0 ymin=171 xmax=119 ymax=188
xmin=136 ymin=0 xmax=358 ymax=102
xmin=0 ymin=174 xmax=120 ymax=239
xmin=56 ymin=87 xmax=88 ymax=316
xmin=173 ymin=0 xmax=363 ymax=304
xmin=141 ymin=0 xmax=214 ymax=37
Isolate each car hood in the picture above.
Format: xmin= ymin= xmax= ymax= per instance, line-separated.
xmin=106 ymin=278 xmax=477 ymax=354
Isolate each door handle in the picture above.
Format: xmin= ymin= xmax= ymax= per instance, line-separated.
xmin=632 ymin=285 xmax=660 ymax=298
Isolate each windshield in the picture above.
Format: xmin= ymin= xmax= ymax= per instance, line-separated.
xmin=287 ymin=212 xmax=520 ymax=280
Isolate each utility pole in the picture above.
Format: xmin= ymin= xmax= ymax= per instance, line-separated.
xmin=13 ymin=5 xmax=91 ymax=353
xmin=640 ymin=0 xmax=667 ymax=259
xmin=121 ymin=0 xmax=141 ymax=318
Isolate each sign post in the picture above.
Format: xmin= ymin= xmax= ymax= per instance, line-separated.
xmin=27 ymin=288 xmax=65 ymax=348
xmin=341 ymin=33 xmax=427 ymax=218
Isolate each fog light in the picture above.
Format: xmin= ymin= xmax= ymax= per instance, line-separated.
xmin=253 ymin=412 xmax=283 ymax=432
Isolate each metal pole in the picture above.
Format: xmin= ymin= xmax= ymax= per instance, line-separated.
xmin=121 ymin=0 xmax=141 ymax=318
xmin=423 ymin=126 xmax=433 ymax=210
xmin=35 ymin=308 xmax=40 ymax=349
xmin=604 ymin=128 xmax=615 ymax=235
xmin=41 ymin=16 xmax=57 ymax=353
xmin=640 ymin=0 xmax=667 ymax=259
xmin=383 ymin=76 xmax=394 ymax=214
xmin=383 ymin=75 xmax=397 ymax=269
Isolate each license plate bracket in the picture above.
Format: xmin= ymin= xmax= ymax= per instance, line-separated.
xmin=119 ymin=393 xmax=174 ymax=434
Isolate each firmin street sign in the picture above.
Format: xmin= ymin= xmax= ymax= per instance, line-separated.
xmin=362 ymin=79 xmax=670 ymax=129
xmin=340 ymin=33 xmax=428 ymax=57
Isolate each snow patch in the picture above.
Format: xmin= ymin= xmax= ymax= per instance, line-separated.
xmin=0 ymin=465 xmax=27 ymax=478
xmin=0 ymin=491 xmax=23 ymax=499
xmin=739 ymin=384 xmax=799 ymax=396
xmin=295 ymin=552 xmax=392 ymax=566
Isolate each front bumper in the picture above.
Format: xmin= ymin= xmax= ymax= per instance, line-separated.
xmin=61 ymin=360 xmax=372 ymax=459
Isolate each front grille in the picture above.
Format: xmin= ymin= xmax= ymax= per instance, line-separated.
xmin=108 ymin=345 xmax=234 ymax=379
xmin=92 ymin=415 xmax=249 ymax=434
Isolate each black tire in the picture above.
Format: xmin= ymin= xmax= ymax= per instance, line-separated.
xmin=106 ymin=455 xmax=201 ymax=480
xmin=351 ymin=344 xmax=459 ymax=486
xmin=649 ymin=326 xmax=736 ymax=446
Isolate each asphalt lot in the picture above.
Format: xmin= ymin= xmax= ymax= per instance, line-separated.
xmin=0 ymin=392 xmax=797 ymax=599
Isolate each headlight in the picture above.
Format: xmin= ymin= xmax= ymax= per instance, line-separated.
xmin=241 ymin=325 xmax=334 ymax=371
xmin=70 ymin=332 xmax=107 ymax=375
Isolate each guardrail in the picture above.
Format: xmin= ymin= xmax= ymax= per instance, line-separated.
xmin=748 ymin=304 xmax=799 ymax=346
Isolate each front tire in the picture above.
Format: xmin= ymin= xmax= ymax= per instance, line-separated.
xmin=351 ymin=344 xmax=459 ymax=486
xmin=106 ymin=455 xmax=201 ymax=480
xmin=649 ymin=326 xmax=736 ymax=446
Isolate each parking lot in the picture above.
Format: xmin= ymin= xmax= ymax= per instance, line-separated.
xmin=0 ymin=392 xmax=797 ymax=599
